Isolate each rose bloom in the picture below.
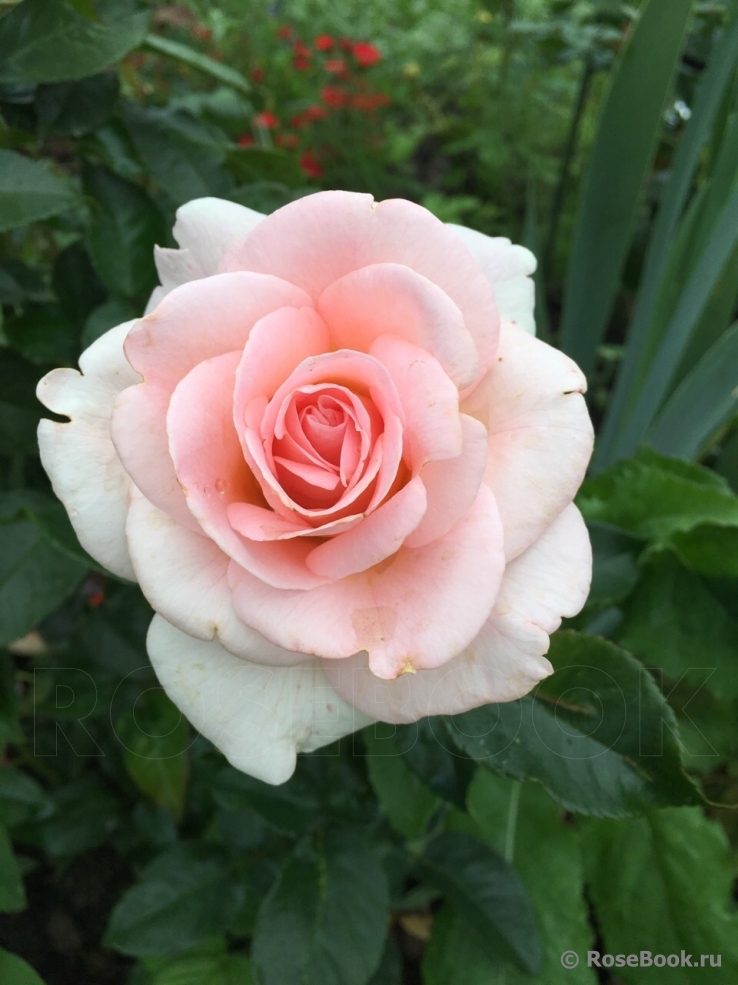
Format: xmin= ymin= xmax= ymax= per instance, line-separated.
xmin=352 ymin=41 xmax=381 ymax=67
xmin=315 ymin=34 xmax=335 ymax=50
xmin=37 ymin=192 xmax=593 ymax=783
xmin=299 ymin=149 xmax=324 ymax=178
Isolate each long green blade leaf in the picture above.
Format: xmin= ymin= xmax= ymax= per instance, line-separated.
xmin=143 ymin=34 xmax=251 ymax=96
xmin=646 ymin=321 xmax=738 ymax=458
xmin=559 ymin=0 xmax=692 ymax=375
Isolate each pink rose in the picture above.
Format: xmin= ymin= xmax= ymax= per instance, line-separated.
xmin=37 ymin=192 xmax=593 ymax=783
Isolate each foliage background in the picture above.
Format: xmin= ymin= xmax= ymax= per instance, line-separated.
xmin=0 ymin=0 xmax=737 ymax=983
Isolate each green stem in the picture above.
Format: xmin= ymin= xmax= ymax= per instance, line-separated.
xmin=504 ymin=780 xmax=522 ymax=864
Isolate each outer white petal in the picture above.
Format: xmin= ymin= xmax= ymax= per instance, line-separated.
xmin=463 ymin=322 xmax=593 ymax=561
xmin=36 ymin=321 xmax=141 ymax=579
xmin=147 ymin=198 xmax=265 ymax=312
xmin=447 ymin=223 xmax=537 ymax=335
xmin=321 ymin=504 xmax=591 ymax=723
xmin=147 ymin=615 xmax=372 ymax=784
xmin=126 ymin=486 xmax=310 ymax=667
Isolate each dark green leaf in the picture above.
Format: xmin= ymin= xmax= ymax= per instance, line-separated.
xmin=0 ymin=0 xmax=149 ymax=85
xmin=394 ymin=717 xmax=475 ymax=809
xmin=212 ymin=766 xmax=321 ymax=838
xmin=0 ymin=350 xmax=45 ymax=456
xmin=618 ymin=551 xmax=738 ymax=699
xmin=577 ymin=448 xmax=738 ymax=542
xmin=0 ymin=513 xmax=87 ymax=647
xmin=449 ymin=631 xmax=703 ymax=817
xmin=0 ymin=150 xmax=78 ymax=232
xmin=252 ymin=830 xmax=389 ymax=985
xmin=423 ymin=905 xmax=503 ymax=985
xmin=581 ymin=808 xmax=738 ymax=982
xmin=363 ymin=725 xmax=439 ymax=839
xmin=36 ymin=72 xmax=119 ymax=138
xmin=0 ymin=767 xmax=54 ymax=828
xmin=0 ymin=824 xmax=26 ymax=912
xmin=116 ymin=689 xmax=191 ymax=819
xmin=105 ymin=843 xmax=242 ymax=958
xmin=25 ymin=779 xmax=120 ymax=858
xmin=226 ymin=147 xmax=303 ymax=188
xmin=151 ymin=954 xmax=253 ymax=985
xmin=142 ymin=34 xmax=251 ymax=96
xmin=0 ymin=948 xmax=46 ymax=985
xmin=669 ymin=522 xmax=738 ymax=578
xmin=587 ymin=521 xmax=641 ymax=608
xmin=82 ymin=296 xmax=137 ymax=348
xmin=122 ymin=103 xmax=232 ymax=207
xmin=4 ymin=304 xmax=79 ymax=365
xmin=421 ymin=832 xmax=542 ymax=975
xmin=52 ymin=241 xmax=107 ymax=327
xmin=84 ymin=165 xmax=165 ymax=299
xmin=559 ymin=0 xmax=692 ymax=373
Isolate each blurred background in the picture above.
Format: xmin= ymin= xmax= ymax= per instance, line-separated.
xmin=1 ymin=1 xmax=738 ymax=984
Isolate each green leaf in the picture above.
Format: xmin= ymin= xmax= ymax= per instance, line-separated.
xmin=52 ymin=241 xmax=107 ymax=327
xmin=36 ymin=73 xmax=119 ymax=138
xmin=142 ymin=34 xmax=251 ymax=96
xmin=448 ymin=631 xmax=703 ymax=818
xmin=0 ymin=949 xmax=46 ymax=985
xmin=646 ymin=322 xmax=738 ymax=459
xmin=586 ymin=521 xmax=641 ymax=608
xmin=464 ymin=775 xmax=597 ymax=985
xmin=122 ymin=103 xmax=232 ymax=207
xmin=82 ymin=296 xmax=138 ymax=348
xmin=421 ymin=832 xmax=542 ymax=975
xmin=0 ymin=824 xmax=25 ymax=913
xmin=0 ymin=767 xmax=54 ymax=828
xmin=84 ymin=165 xmax=165 ymax=299
xmin=0 ymin=150 xmax=78 ymax=232
xmin=0 ymin=0 xmax=149 ymax=85
xmin=152 ymin=954 xmax=253 ymax=985
xmin=117 ymin=689 xmax=190 ymax=819
xmin=559 ymin=0 xmax=693 ymax=374
xmin=0 ymin=350 xmax=45 ymax=456
xmin=363 ymin=724 xmax=439 ymax=839
xmin=0 ymin=513 xmax=88 ymax=647
xmin=105 ymin=843 xmax=243 ymax=958
xmin=581 ymin=808 xmax=738 ymax=982
xmin=24 ymin=779 xmax=119 ymax=858
xmin=394 ymin=717 xmax=475 ymax=809
xmin=227 ymin=147 xmax=303 ymax=188
xmin=618 ymin=551 xmax=738 ymax=700
xmin=577 ymin=448 xmax=738 ymax=543
xmin=251 ymin=830 xmax=389 ymax=985
xmin=212 ymin=766 xmax=321 ymax=838
xmin=597 ymin=6 xmax=738 ymax=466
xmin=4 ymin=305 xmax=79 ymax=366
xmin=422 ymin=904 xmax=503 ymax=985
xmin=669 ymin=522 xmax=738 ymax=578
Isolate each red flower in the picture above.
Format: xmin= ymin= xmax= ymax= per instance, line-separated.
xmin=305 ymin=104 xmax=327 ymax=121
xmin=300 ymin=149 xmax=324 ymax=178
xmin=321 ymin=85 xmax=346 ymax=108
xmin=251 ymin=66 xmax=264 ymax=82
xmin=350 ymin=92 xmax=391 ymax=111
xmin=276 ymin=24 xmax=294 ymax=40
xmin=293 ymin=40 xmax=310 ymax=57
xmin=253 ymin=111 xmax=279 ymax=129
xmin=315 ymin=34 xmax=334 ymax=50
xmin=324 ymin=58 xmax=347 ymax=75
xmin=352 ymin=42 xmax=381 ymax=67
xmin=293 ymin=55 xmax=310 ymax=70
xmin=237 ymin=134 xmax=255 ymax=147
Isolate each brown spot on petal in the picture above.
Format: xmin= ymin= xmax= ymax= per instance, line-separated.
xmin=351 ymin=606 xmax=397 ymax=649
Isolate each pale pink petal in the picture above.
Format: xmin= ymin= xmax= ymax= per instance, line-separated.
xmin=404 ymin=414 xmax=488 ymax=549
xmin=220 ymin=190 xmax=500 ymax=380
xmin=369 ymin=334 xmax=462 ymax=468
xmin=305 ymin=475 xmax=428 ymax=579
xmin=447 ymin=224 xmax=537 ymax=335
xmin=322 ymin=504 xmax=591 ymax=722
xmin=463 ymin=322 xmax=594 ymax=561
xmin=227 ymin=502 xmax=363 ymax=541
xmin=147 ymin=615 xmax=371 ymax=785
xmin=167 ymin=351 xmax=329 ymax=590
xmin=126 ymin=486 xmax=309 ymax=666
xmin=127 ymin=271 xmax=311 ymax=388
xmin=36 ymin=321 xmax=141 ymax=579
xmin=147 ymin=197 xmax=265 ymax=310
xmin=317 ymin=263 xmax=478 ymax=389
xmin=229 ymin=485 xmax=505 ymax=680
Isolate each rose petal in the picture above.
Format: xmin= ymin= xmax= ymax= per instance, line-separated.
xmin=220 ymin=190 xmax=500 ymax=381
xmin=463 ymin=322 xmax=594 ymax=561
xmin=229 ymin=484 xmax=505 ymax=680
xmin=36 ymin=321 xmax=141 ymax=579
xmin=322 ymin=503 xmax=591 ymax=722
xmin=147 ymin=614 xmax=371 ymax=785
xmin=447 ymin=223 xmax=537 ymax=335
xmin=127 ymin=486 xmax=309 ymax=666
xmin=318 ymin=263 xmax=478 ymax=389
xmin=167 ymin=350 xmax=329 ymax=590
